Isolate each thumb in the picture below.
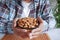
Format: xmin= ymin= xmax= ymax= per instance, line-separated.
xmin=13 ymin=23 xmax=16 ymax=27
xmin=13 ymin=18 xmax=19 ymax=27
xmin=37 ymin=16 xmax=43 ymax=23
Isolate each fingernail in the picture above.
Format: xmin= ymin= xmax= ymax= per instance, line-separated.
xmin=30 ymin=36 xmax=38 ymax=39
xmin=24 ymin=30 xmax=27 ymax=32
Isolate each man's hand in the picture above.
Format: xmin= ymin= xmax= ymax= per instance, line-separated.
xmin=13 ymin=18 xmax=19 ymax=27
xmin=29 ymin=17 xmax=44 ymax=39
xmin=12 ymin=18 xmax=28 ymax=38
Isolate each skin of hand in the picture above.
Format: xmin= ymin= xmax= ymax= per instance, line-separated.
xmin=12 ymin=18 xmax=28 ymax=38
xmin=12 ymin=16 xmax=44 ymax=38
xmin=29 ymin=16 xmax=44 ymax=39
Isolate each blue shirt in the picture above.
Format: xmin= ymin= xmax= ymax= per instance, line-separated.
xmin=0 ymin=0 xmax=56 ymax=33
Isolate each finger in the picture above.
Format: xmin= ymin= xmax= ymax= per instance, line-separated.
xmin=13 ymin=23 xmax=16 ymax=27
xmin=30 ymin=32 xmax=41 ymax=36
xmin=15 ymin=28 xmax=27 ymax=32
xmin=13 ymin=18 xmax=19 ymax=27
xmin=30 ymin=36 xmax=38 ymax=39
xmin=29 ymin=33 xmax=39 ymax=39
xmin=32 ymin=29 xmax=41 ymax=33
xmin=37 ymin=16 xmax=43 ymax=23
xmin=32 ymin=28 xmax=41 ymax=33
xmin=22 ymin=29 xmax=28 ymax=32
xmin=13 ymin=21 xmax=16 ymax=28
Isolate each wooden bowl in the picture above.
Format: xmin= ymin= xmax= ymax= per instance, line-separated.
xmin=16 ymin=17 xmax=39 ymax=30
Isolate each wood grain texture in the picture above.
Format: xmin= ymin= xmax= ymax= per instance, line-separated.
xmin=2 ymin=33 xmax=50 ymax=40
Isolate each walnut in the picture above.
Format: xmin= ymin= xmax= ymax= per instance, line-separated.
xmin=17 ymin=17 xmax=39 ymax=29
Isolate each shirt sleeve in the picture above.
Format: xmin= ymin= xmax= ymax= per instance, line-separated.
xmin=9 ymin=8 xmax=15 ymax=21
xmin=40 ymin=0 xmax=56 ymax=29
xmin=8 ymin=0 xmax=16 ymax=21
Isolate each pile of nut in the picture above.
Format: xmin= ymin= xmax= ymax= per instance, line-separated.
xmin=17 ymin=17 xmax=39 ymax=29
